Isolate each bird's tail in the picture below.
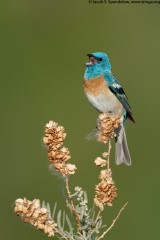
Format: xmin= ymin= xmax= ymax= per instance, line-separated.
xmin=115 ymin=126 xmax=132 ymax=166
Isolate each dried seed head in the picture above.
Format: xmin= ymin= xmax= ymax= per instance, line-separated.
xmin=94 ymin=157 xmax=107 ymax=167
xmin=52 ymin=162 xmax=77 ymax=176
xmin=48 ymin=147 xmax=71 ymax=163
xmin=43 ymin=121 xmax=66 ymax=149
xmin=97 ymin=114 xmax=120 ymax=144
xmin=43 ymin=121 xmax=76 ymax=176
xmin=94 ymin=169 xmax=117 ymax=210
xmin=99 ymin=169 xmax=112 ymax=180
xmin=15 ymin=198 xmax=57 ymax=237
xmin=66 ymin=163 xmax=77 ymax=175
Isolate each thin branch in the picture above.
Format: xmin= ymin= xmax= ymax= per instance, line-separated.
xmin=107 ymin=139 xmax=111 ymax=171
xmin=97 ymin=202 xmax=128 ymax=240
xmin=65 ymin=177 xmax=81 ymax=231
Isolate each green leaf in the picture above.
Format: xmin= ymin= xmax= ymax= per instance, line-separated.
xmin=84 ymin=191 xmax=88 ymax=204
xmin=66 ymin=214 xmax=73 ymax=235
xmin=66 ymin=201 xmax=72 ymax=212
xmin=90 ymin=205 xmax=95 ymax=219
xmin=62 ymin=210 xmax=65 ymax=230
xmin=75 ymin=236 xmax=84 ymax=240
xmin=57 ymin=210 xmax=62 ymax=231
xmin=91 ymin=210 xmax=95 ymax=222
xmin=96 ymin=218 xmax=102 ymax=228
xmin=52 ymin=202 xmax=57 ymax=219
xmin=80 ymin=206 xmax=85 ymax=221
xmin=46 ymin=202 xmax=51 ymax=217
xmin=75 ymin=205 xmax=81 ymax=214
xmin=41 ymin=200 xmax=46 ymax=208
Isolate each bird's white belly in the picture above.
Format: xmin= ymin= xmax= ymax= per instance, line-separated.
xmin=85 ymin=92 xmax=124 ymax=117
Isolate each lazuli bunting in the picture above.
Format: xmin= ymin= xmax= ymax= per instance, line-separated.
xmin=83 ymin=52 xmax=135 ymax=166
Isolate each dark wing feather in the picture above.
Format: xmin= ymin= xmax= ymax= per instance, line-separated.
xmin=104 ymin=74 xmax=135 ymax=123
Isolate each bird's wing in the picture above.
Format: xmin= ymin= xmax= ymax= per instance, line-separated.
xmin=104 ymin=73 xmax=135 ymax=123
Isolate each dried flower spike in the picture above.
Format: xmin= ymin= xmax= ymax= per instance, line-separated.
xmin=14 ymin=198 xmax=57 ymax=237
xmin=43 ymin=120 xmax=76 ymax=176
xmin=97 ymin=113 xmax=120 ymax=144
xmin=94 ymin=169 xmax=117 ymax=211
xmin=43 ymin=120 xmax=66 ymax=149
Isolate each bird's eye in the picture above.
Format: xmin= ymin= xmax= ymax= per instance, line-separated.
xmin=97 ymin=57 xmax=103 ymax=62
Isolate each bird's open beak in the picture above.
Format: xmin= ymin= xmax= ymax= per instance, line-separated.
xmin=85 ymin=54 xmax=95 ymax=66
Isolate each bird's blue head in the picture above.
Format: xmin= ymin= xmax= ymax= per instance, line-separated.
xmin=84 ymin=52 xmax=111 ymax=79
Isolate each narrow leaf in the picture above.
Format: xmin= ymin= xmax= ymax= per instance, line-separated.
xmin=47 ymin=202 xmax=51 ymax=217
xmin=41 ymin=200 xmax=46 ymax=208
xmin=66 ymin=214 xmax=73 ymax=235
xmin=66 ymin=201 xmax=72 ymax=212
xmin=80 ymin=206 xmax=85 ymax=221
xmin=91 ymin=210 xmax=95 ymax=222
xmin=52 ymin=202 xmax=57 ymax=219
xmin=75 ymin=205 xmax=81 ymax=214
xmin=57 ymin=210 xmax=62 ymax=231
xmin=84 ymin=191 xmax=88 ymax=204
xmin=75 ymin=236 xmax=84 ymax=240
xmin=90 ymin=204 xmax=95 ymax=218
xmin=62 ymin=210 xmax=65 ymax=230
xmin=96 ymin=218 xmax=102 ymax=228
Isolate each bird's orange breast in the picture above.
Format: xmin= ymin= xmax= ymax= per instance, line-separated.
xmin=83 ymin=75 xmax=109 ymax=96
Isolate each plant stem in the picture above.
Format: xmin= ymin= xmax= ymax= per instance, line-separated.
xmin=65 ymin=177 xmax=81 ymax=231
xmin=107 ymin=140 xmax=111 ymax=171
xmin=97 ymin=202 xmax=128 ymax=240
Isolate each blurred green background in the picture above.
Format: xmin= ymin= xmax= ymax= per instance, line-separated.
xmin=1 ymin=0 xmax=160 ymax=239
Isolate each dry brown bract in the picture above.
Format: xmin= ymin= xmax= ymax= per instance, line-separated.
xmin=14 ymin=198 xmax=57 ymax=237
xmin=43 ymin=120 xmax=76 ymax=176
xmin=94 ymin=157 xmax=107 ymax=167
xmin=97 ymin=114 xmax=120 ymax=144
xmin=94 ymin=169 xmax=117 ymax=211
xmin=43 ymin=121 xmax=66 ymax=149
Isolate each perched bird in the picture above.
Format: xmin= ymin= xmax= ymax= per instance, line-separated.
xmin=83 ymin=52 xmax=135 ymax=166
